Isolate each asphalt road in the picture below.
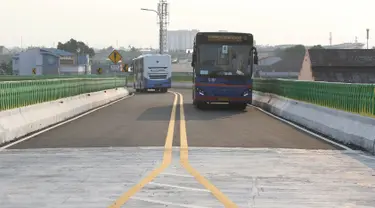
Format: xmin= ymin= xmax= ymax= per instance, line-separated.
xmin=9 ymin=88 xmax=336 ymax=150
xmin=10 ymin=91 xmax=175 ymax=149
xmin=178 ymin=89 xmax=336 ymax=149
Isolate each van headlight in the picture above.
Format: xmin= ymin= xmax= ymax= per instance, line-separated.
xmin=196 ymin=87 xmax=205 ymax=95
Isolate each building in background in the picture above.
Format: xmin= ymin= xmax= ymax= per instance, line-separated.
xmin=167 ymin=29 xmax=199 ymax=51
xmin=0 ymin=46 xmax=8 ymax=55
xmin=12 ymin=48 xmax=91 ymax=75
xmin=299 ymin=49 xmax=375 ymax=83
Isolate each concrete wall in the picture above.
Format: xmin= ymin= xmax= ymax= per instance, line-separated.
xmin=60 ymin=65 xmax=86 ymax=75
xmin=0 ymin=88 xmax=129 ymax=145
xmin=18 ymin=49 xmax=40 ymax=75
xmin=252 ymin=91 xmax=375 ymax=154
xmin=42 ymin=53 xmax=60 ymax=75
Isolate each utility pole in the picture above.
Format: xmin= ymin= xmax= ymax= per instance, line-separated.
xmin=366 ymin=28 xmax=369 ymax=49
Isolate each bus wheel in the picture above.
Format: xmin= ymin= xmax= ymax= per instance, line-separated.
xmin=236 ymin=103 xmax=247 ymax=111
xmin=162 ymin=88 xmax=168 ymax=93
xmin=195 ymin=101 xmax=206 ymax=110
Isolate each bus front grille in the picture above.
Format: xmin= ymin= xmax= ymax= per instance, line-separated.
xmin=149 ymin=74 xmax=168 ymax=79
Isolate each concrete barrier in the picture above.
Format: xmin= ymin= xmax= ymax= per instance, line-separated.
xmin=253 ymin=91 xmax=375 ymax=154
xmin=0 ymin=88 xmax=129 ymax=145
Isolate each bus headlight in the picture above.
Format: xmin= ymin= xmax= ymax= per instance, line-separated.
xmin=242 ymin=89 xmax=251 ymax=96
xmin=196 ymin=87 xmax=205 ymax=96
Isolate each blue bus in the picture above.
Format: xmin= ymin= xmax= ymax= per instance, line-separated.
xmin=191 ymin=32 xmax=259 ymax=110
xmin=132 ymin=54 xmax=172 ymax=93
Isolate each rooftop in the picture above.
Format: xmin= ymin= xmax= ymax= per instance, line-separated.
xmin=41 ymin=48 xmax=73 ymax=57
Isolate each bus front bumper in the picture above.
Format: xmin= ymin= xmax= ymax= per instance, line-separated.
xmin=145 ymin=79 xmax=171 ymax=88
xmin=194 ymin=95 xmax=252 ymax=103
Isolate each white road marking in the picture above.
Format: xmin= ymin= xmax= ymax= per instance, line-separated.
xmin=251 ymin=104 xmax=351 ymax=150
xmin=160 ymin=172 xmax=194 ymax=178
xmin=0 ymin=92 xmax=134 ymax=151
xmin=149 ymin=182 xmax=210 ymax=192
xmin=131 ymin=196 xmax=211 ymax=208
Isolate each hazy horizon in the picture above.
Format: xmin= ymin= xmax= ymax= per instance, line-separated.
xmin=1 ymin=0 xmax=374 ymax=49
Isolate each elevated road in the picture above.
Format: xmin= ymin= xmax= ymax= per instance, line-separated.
xmin=1 ymin=88 xmax=374 ymax=208
xmin=9 ymin=89 xmax=334 ymax=150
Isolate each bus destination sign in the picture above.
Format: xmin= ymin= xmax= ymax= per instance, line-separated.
xmin=207 ymin=35 xmax=244 ymax=42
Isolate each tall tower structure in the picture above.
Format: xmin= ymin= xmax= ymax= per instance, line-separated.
xmin=329 ymin=32 xmax=332 ymax=46
xmin=158 ymin=0 xmax=169 ymax=54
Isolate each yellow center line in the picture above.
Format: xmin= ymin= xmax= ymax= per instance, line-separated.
xmin=108 ymin=91 xmax=178 ymax=208
xmin=177 ymin=92 xmax=239 ymax=208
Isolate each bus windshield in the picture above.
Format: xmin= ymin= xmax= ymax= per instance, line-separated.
xmin=196 ymin=44 xmax=252 ymax=76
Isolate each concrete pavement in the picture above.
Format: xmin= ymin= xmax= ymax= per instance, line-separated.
xmin=1 ymin=89 xmax=374 ymax=208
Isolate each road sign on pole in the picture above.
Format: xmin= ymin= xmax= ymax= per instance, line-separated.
xmin=97 ymin=68 xmax=102 ymax=74
xmin=32 ymin=68 xmax=36 ymax=74
xmin=108 ymin=50 xmax=122 ymax=64
xmin=110 ymin=64 xmax=120 ymax=71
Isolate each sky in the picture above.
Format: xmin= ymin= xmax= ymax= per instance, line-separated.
xmin=1 ymin=0 xmax=374 ymax=48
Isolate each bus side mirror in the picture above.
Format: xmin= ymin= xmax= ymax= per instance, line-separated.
xmin=123 ymin=64 xmax=129 ymax=72
xmin=254 ymin=55 xmax=259 ymax=65
xmin=191 ymin=52 xmax=196 ymax=67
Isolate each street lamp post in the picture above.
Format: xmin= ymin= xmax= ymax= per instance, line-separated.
xmin=141 ymin=7 xmax=165 ymax=54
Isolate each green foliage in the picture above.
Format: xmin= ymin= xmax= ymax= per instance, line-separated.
xmin=0 ymin=60 xmax=12 ymax=75
xmin=57 ymin=38 xmax=95 ymax=57
xmin=310 ymin=45 xmax=325 ymax=49
xmin=275 ymin=45 xmax=306 ymax=59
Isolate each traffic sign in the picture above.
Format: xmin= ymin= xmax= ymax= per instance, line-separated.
xmin=108 ymin=50 xmax=122 ymax=64
xmin=97 ymin=68 xmax=102 ymax=74
xmin=122 ymin=64 xmax=129 ymax=72
xmin=32 ymin=68 xmax=36 ymax=74
xmin=110 ymin=64 xmax=120 ymax=71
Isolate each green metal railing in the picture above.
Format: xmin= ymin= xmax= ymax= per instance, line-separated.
xmin=253 ymin=78 xmax=375 ymax=117
xmin=4 ymin=75 xmax=375 ymax=117
xmin=0 ymin=74 xmax=127 ymax=81
xmin=0 ymin=77 xmax=126 ymax=111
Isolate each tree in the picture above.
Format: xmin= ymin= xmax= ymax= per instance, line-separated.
xmin=310 ymin=45 xmax=324 ymax=49
xmin=275 ymin=45 xmax=305 ymax=58
xmin=57 ymin=38 xmax=95 ymax=57
xmin=107 ymin=46 xmax=114 ymax=51
xmin=0 ymin=60 xmax=12 ymax=75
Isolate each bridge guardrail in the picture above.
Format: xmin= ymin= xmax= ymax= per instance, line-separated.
xmin=0 ymin=74 xmax=127 ymax=81
xmin=253 ymin=78 xmax=375 ymax=117
xmin=0 ymin=77 xmax=126 ymax=111
xmin=3 ymin=75 xmax=375 ymax=117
